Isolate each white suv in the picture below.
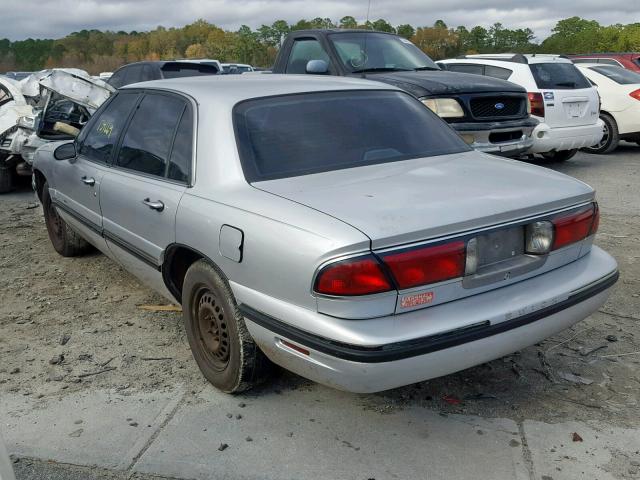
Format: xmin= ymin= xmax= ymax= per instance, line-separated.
xmin=439 ymin=54 xmax=604 ymax=161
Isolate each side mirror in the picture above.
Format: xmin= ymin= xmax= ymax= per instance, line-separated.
xmin=306 ymin=60 xmax=329 ymax=75
xmin=54 ymin=142 xmax=77 ymax=161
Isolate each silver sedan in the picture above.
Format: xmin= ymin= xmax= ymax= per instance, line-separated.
xmin=31 ymin=75 xmax=618 ymax=393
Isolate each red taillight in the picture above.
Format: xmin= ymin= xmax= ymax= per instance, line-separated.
xmin=629 ymin=89 xmax=640 ymax=101
xmin=314 ymin=255 xmax=392 ymax=296
xmin=552 ymin=204 xmax=598 ymax=250
xmin=528 ymin=92 xmax=545 ymax=117
xmin=381 ymin=241 xmax=465 ymax=289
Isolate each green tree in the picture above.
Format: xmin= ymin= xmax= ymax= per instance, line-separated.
xmin=396 ymin=24 xmax=415 ymax=39
xmin=339 ymin=16 xmax=358 ymax=29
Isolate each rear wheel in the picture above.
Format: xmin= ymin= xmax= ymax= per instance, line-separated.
xmin=541 ymin=149 xmax=578 ymax=162
xmin=182 ymin=260 xmax=270 ymax=393
xmin=42 ymin=181 xmax=91 ymax=257
xmin=583 ymin=113 xmax=619 ymax=154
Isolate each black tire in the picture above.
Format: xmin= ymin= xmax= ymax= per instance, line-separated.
xmin=583 ymin=113 xmax=619 ymax=154
xmin=182 ymin=260 xmax=270 ymax=393
xmin=0 ymin=161 xmax=14 ymax=194
xmin=541 ymin=149 xmax=578 ymax=162
xmin=42 ymin=181 xmax=91 ymax=257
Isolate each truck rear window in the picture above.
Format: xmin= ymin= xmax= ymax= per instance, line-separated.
xmin=529 ymin=63 xmax=591 ymax=90
xmin=234 ymin=90 xmax=469 ymax=182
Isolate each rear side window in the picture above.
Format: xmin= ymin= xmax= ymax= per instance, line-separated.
xmin=116 ymin=93 xmax=186 ymax=177
xmin=160 ymin=63 xmax=219 ymax=78
xmin=485 ymin=65 xmax=513 ymax=80
xmin=286 ymin=39 xmax=330 ymax=74
xmin=79 ymin=93 xmax=139 ymax=163
xmin=446 ymin=64 xmax=484 ymax=75
xmin=167 ymin=109 xmax=193 ymax=182
xmin=590 ymin=65 xmax=640 ymax=85
xmin=234 ymin=90 xmax=470 ymax=182
xmin=529 ymin=63 xmax=591 ymax=89
xmin=107 ymin=69 xmax=126 ymax=88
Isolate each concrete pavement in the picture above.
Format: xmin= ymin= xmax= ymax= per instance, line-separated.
xmin=3 ymin=384 xmax=640 ymax=480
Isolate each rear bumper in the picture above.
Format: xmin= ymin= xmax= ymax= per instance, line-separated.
xmin=450 ymin=118 xmax=538 ymax=157
xmin=527 ymin=120 xmax=604 ymax=154
xmin=238 ymin=246 xmax=617 ymax=393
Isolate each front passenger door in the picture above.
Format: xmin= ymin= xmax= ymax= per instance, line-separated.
xmin=100 ymin=91 xmax=193 ymax=297
xmin=51 ymin=92 xmax=139 ymax=247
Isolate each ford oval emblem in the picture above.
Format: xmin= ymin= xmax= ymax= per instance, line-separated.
xmin=494 ymin=102 xmax=505 ymax=110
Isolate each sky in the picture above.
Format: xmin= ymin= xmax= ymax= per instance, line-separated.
xmin=1 ymin=0 xmax=639 ymax=41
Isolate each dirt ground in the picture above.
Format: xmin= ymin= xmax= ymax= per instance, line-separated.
xmin=1 ymin=147 xmax=639 ymax=431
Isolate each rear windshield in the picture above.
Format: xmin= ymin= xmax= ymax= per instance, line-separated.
xmin=161 ymin=63 xmax=219 ymax=78
xmin=234 ymin=90 xmax=469 ymax=182
xmin=529 ymin=63 xmax=591 ymax=89
xmin=590 ymin=65 xmax=640 ymax=85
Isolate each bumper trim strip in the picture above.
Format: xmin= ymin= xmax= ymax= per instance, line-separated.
xmin=240 ymin=270 xmax=618 ymax=363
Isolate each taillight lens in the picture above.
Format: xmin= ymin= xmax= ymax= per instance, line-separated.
xmin=314 ymin=255 xmax=392 ymax=296
xmin=380 ymin=241 xmax=465 ymax=289
xmin=552 ymin=204 xmax=598 ymax=250
xmin=629 ymin=89 xmax=640 ymax=101
xmin=528 ymin=92 xmax=545 ymax=117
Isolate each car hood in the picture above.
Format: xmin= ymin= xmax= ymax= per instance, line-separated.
xmin=253 ymin=151 xmax=594 ymax=249
xmin=361 ymin=70 xmax=526 ymax=97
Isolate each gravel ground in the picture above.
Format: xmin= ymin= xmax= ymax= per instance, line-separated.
xmin=1 ymin=145 xmax=639 ymax=444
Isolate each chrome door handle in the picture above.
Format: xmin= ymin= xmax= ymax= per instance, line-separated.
xmin=142 ymin=198 xmax=165 ymax=212
xmin=81 ymin=176 xmax=95 ymax=186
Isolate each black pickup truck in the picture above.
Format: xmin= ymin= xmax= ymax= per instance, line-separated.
xmin=272 ymin=30 xmax=538 ymax=157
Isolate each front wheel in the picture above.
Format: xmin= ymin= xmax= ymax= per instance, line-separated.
xmin=182 ymin=260 xmax=270 ymax=393
xmin=0 ymin=159 xmax=14 ymax=194
xmin=42 ymin=181 xmax=91 ymax=257
xmin=583 ymin=114 xmax=619 ymax=154
xmin=541 ymin=149 xmax=578 ymax=162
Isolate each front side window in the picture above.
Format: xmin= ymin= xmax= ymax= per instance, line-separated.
xmin=590 ymin=65 xmax=640 ymax=85
xmin=79 ymin=92 xmax=139 ymax=163
xmin=529 ymin=63 xmax=591 ymax=89
xmin=234 ymin=90 xmax=469 ymax=182
xmin=286 ymin=39 xmax=330 ymax=74
xmin=329 ymin=32 xmax=439 ymax=73
xmin=116 ymin=93 xmax=186 ymax=177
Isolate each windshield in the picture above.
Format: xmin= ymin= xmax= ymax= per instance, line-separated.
xmin=328 ymin=32 xmax=439 ymax=73
xmin=590 ymin=65 xmax=640 ymax=85
xmin=0 ymin=84 xmax=13 ymax=107
xmin=529 ymin=63 xmax=591 ymax=90
xmin=234 ymin=90 xmax=469 ymax=182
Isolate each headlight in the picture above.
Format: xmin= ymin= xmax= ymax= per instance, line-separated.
xmin=17 ymin=116 xmax=35 ymax=129
xmin=421 ymin=98 xmax=464 ymax=118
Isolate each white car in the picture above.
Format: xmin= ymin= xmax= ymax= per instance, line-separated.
xmin=439 ymin=54 xmax=604 ymax=161
xmin=221 ymin=63 xmax=254 ymax=74
xmin=576 ymin=64 xmax=640 ymax=153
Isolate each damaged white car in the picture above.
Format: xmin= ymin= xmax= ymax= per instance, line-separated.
xmin=0 ymin=69 xmax=113 ymax=192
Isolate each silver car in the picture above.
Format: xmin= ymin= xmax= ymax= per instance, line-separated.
xmin=31 ymin=75 xmax=618 ymax=394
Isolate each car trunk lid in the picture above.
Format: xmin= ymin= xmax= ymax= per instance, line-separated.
xmin=253 ymin=151 xmax=594 ymax=249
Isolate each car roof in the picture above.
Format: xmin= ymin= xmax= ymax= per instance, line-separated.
xmin=121 ymin=74 xmax=399 ymax=106
xmin=445 ymin=54 xmax=573 ymax=65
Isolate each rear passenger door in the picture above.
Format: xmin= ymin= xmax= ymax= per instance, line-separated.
xmin=100 ymin=91 xmax=194 ymax=292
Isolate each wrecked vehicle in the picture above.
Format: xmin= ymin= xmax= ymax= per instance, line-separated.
xmin=0 ymin=69 xmax=113 ymax=192
xmin=32 ymin=75 xmax=617 ymax=394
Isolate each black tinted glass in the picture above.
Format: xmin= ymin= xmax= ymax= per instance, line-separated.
xmin=529 ymin=63 xmax=591 ymax=89
xmin=234 ymin=91 xmax=469 ymax=182
xmin=591 ymin=65 xmax=640 ymax=84
xmin=446 ymin=64 xmax=484 ymax=75
xmin=161 ymin=63 xmax=219 ymax=78
xmin=168 ymin=110 xmax=193 ymax=182
xmin=485 ymin=65 xmax=513 ymax=80
xmin=116 ymin=94 xmax=185 ymax=177
xmin=80 ymin=93 xmax=138 ymax=163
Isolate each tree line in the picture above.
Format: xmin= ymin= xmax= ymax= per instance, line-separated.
xmin=1 ymin=16 xmax=639 ymax=74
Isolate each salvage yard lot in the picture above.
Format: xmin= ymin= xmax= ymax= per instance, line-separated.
xmin=1 ymin=146 xmax=640 ymax=479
